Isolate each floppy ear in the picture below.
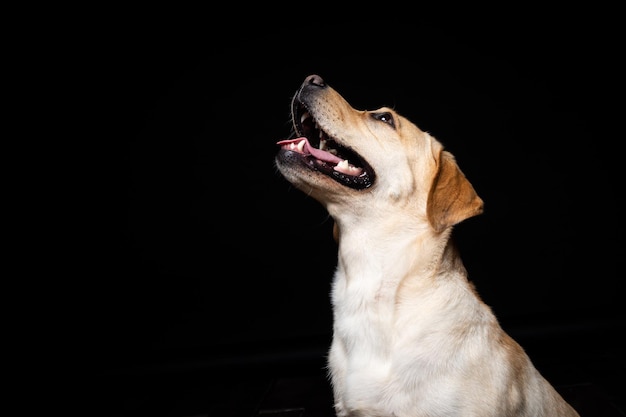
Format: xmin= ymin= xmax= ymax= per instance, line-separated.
xmin=427 ymin=150 xmax=484 ymax=233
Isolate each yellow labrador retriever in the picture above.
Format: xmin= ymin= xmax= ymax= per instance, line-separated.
xmin=275 ymin=74 xmax=580 ymax=417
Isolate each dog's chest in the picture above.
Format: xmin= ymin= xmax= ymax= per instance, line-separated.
xmin=330 ymin=268 xmax=400 ymax=356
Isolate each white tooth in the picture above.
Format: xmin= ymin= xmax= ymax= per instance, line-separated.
xmin=300 ymin=112 xmax=309 ymax=124
xmin=337 ymin=160 xmax=349 ymax=169
xmin=320 ymin=139 xmax=327 ymax=150
xmin=319 ymin=130 xmax=324 ymax=138
xmin=329 ymin=149 xmax=338 ymax=155
xmin=297 ymin=140 xmax=305 ymax=152
xmin=289 ymin=143 xmax=297 ymax=150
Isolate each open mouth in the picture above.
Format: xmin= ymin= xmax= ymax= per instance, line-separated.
xmin=276 ymin=100 xmax=375 ymax=189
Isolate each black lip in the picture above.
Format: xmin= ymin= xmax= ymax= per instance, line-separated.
xmin=277 ymin=147 xmax=375 ymax=189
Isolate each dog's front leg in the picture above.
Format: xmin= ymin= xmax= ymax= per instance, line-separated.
xmin=328 ymin=337 xmax=350 ymax=416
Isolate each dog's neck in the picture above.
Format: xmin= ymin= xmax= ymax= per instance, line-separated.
xmin=329 ymin=217 xmax=471 ymax=358
xmin=332 ymin=216 xmax=461 ymax=291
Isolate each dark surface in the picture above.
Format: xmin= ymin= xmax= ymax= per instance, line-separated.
xmin=100 ymin=326 xmax=626 ymax=416
xmin=105 ymin=8 xmax=625 ymax=417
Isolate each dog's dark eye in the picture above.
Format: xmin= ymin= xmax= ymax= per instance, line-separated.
xmin=372 ymin=112 xmax=395 ymax=128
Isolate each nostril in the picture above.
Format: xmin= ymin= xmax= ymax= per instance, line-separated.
xmin=306 ymin=74 xmax=325 ymax=88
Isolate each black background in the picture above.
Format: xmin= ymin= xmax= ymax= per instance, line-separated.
xmin=106 ymin=8 xmax=624 ymax=415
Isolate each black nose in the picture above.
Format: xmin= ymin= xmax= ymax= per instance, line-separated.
xmin=304 ymin=74 xmax=326 ymax=88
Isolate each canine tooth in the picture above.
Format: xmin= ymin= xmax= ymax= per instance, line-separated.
xmin=300 ymin=112 xmax=309 ymax=124
xmin=337 ymin=160 xmax=349 ymax=170
xmin=320 ymin=139 xmax=327 ymax=150
xmin=297 ymin=140 xmax=305 ymax=152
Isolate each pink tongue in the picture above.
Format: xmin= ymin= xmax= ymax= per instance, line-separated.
xmin=277 ymin=137 xmax=343 ymax=164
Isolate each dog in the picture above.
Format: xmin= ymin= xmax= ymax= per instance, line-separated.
xmin=275 ymin=74 xmax=580 ymax=417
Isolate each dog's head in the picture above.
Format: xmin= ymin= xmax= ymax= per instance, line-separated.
xmin=276 ymin=75 xmax=483 ymax=235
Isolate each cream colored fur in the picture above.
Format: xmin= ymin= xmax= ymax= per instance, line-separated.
xmin=275 ymin=75 xmax=580 ymax=417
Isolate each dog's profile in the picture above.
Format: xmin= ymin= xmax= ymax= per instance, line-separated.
xmin=275 ymin=74 xmax=580 ymax=417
